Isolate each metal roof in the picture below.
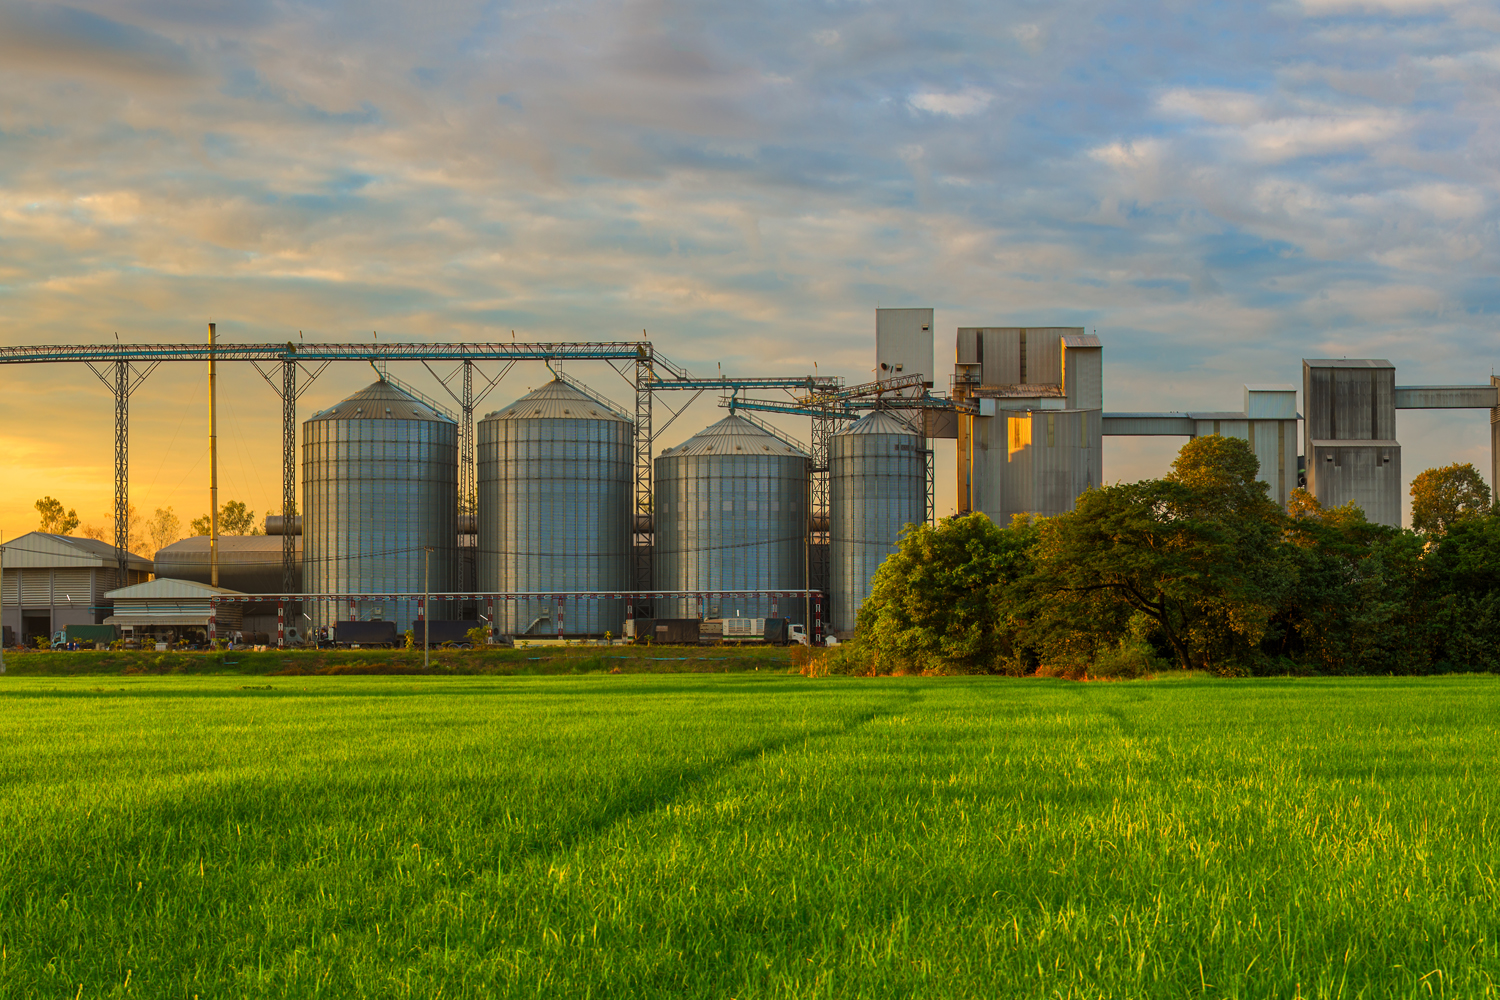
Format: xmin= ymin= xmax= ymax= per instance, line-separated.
xmin=105 ymin=577 xmax=247 ymax=600
xmin=1302 ymin=359 xmax=1394 ymax=369
xmin=836 ymin=410 xmax=921 ymax=438
xmin=484 ymin=379 xmax=631 ymax=423
xmin=660 ymin=414 xmax=808 ymax=458
xmin=0 ymin=532 xmax=153 ymax=570
xmin=306 ymin=380 xmax=456 ymax=424
xmin=1061 ymin=333 xmax=1103 ymax=348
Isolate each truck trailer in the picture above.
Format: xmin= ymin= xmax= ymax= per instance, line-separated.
xmin=50 ymin=624 xmax=117 ymax=649
xmin=330 ymin=620 xmax=400 ymax=648
xmin=412 ymin=620 xmax=483 ymax=648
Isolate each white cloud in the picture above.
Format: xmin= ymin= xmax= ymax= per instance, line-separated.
xmin=907 ymin=86 xmax=993 ymax=118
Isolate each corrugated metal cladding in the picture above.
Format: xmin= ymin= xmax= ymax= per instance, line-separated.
xmin=154 ymin=536 xmax=304 ymax=594
xmin=972 ymin=409 xmax=1101 ymax=522
xmin=477 ymin=380 xmax=633 ymax=636
xmin=956 ymin=328 xmax=1080 ymax=386
xmin=654 ymin=415 xmax=809 ymax=623
xmin=1310 ymin=441 xmax=1402 ymax=527
xmin=1303 ymin=360 xmax=1396 ymax=441
xmin=1302 ymin=360 xmax=1400 ymax=526
xmin=829 ymin=411 xmax=925 ymax=634
xmin=302 ymin=381 xmax=457 ymax=632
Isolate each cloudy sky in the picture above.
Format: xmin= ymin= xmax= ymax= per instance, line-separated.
xmin=1 ymin=0 xmax=1497 ymax=539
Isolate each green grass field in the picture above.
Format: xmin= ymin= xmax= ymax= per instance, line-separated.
xmin=2 ymin=674 xmax=1497 ymax=999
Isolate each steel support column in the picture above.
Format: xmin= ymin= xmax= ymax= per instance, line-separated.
xmin=460 ymin=359 xmax=475 ymax=591
xmin=809 ymin=405 xmax=833 ymax=615
xmin=113 ymin=361 xmax=130 ymax=578
xmin=282 ymin=359 xmax=297 ymax=595
xmin=86 ymin=359 xmax=157 ymax=582
xmin=634 ymin=347 xmax=654 ymax=592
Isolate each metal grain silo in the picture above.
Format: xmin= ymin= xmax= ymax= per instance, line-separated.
xmin=302 ymin=380 xmax=458 ymax=632
xmin=477 ymin=379 xmax=633 ymax=636
xmin=829 ymin=410 xmax=925 ymax=634
xmin=654 ymin=414 xmax=808 ymax=623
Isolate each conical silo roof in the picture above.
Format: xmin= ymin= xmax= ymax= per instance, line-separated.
xmin=484 ymin=379 xmax=630 ymax=423
xmin=661 ymin=414 xmax=807 ymax=458
xmin=306 ymin=380 xmax=455 ymax=424
xmin=835 ymin=409 xmax=921 ymax=438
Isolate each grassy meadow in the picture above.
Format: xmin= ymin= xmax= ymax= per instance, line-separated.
xmin=1 ymin=673 xmax=1498 ymax=998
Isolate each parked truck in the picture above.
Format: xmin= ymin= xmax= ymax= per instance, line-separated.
xmin=627 ymin=618 xmax=702 ymax=645
xmin=625 ymin=617 xmax=811 ymax=646
xmin=331 ymin=620 xmax=400 ymax=648
xmin=412 ymin=620 xmax=483 ymax=648
xmin=50 ymin=624 xmax=117 ymax=649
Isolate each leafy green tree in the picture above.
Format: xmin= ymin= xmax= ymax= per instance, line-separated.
xmin=190 ymin=501 xmax=262 ymax=536
xmin=220 ymin=501 xmax=259 ymax=535
xmin=855 ymin=512 xmax=1038 ymax=674
xmin=1410 ymin=462 xmax=1491 ymax=535
xmin=35 ymin=497 xmax=79 ymax=535
xmin=1273 ymin=490 xmax=1396 ymax=671
xmin=1027 ymin=436 xmax=1285 ymax=673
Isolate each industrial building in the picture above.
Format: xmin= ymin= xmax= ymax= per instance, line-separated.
xmin=104 ymin=577 xmax=246 ymax=644
xmin=152 ymin=530 xmax=302 ymax=637
xmin=10 ymin=312 xmax=1500 ymax=646
xmin=952 ymin=329 xmax=1104 ymax=523
xmin=0 ymin=533 xmax=151 ymax=646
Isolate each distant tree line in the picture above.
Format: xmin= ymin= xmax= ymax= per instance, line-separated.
xmin=31 ymin=497 xmax=264 ymax=555
xmin=839 ymin=438 xmax=1500 ymax=677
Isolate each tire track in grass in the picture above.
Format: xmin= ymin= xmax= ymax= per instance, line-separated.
xmin=509 ymin=687 xmax=928 ymax=865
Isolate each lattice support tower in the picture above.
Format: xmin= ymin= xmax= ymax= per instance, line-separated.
xmin=633 ymin=347 xmax=654 ymax=593
xmin=85 ymin=359 xmax=158 ymax=581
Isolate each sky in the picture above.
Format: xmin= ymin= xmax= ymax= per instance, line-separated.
xmin=1 ymin=0 xmax=1497 ymax=540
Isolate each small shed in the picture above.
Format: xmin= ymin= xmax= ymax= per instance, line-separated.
xmin=104 ymin=578 xmax=245 ymax=642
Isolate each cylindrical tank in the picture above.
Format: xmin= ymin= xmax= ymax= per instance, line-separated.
xmin=654 ymin=414 xmax=809 ymax=623
xmin=302 ymin=380 xmax=458 ymax=632
xmin=477 ymin=379 xmax=633 ymax=636
xmin=829 ymin=410 xmax=926 ymax=634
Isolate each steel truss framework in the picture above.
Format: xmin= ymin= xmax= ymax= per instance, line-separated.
xmin=3 ymin=339 xmax=845 ymax=626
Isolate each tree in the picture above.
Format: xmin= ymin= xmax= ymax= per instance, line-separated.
xmin=191 ymin=500 xmax=262 ymax=537
xmin=35 ymin=497 xmax=79 ymax=535
xmin=855 ymin=512 xmax=1039 ymax=674
xmin=221 ymin=500 xmax=259 ymax=535
xmin=1410 ymin=462 xmax=1491 ymax=535
xmin=79 ymin=523 xmax=109 ymax=542
xmin=147 ymin=507 xmax=182 ymax=554
xmin=1027 ymin=436 xmax=1285 ymax=673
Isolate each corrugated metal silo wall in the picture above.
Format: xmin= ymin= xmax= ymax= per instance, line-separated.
xmin=654 ymin=452 xmax=809 ymax=623
xmin=476 ymin=411 xmax=632 ymax=635
xmin=303 ymin=416 xmax=457 ymax=631
xmin=829 ymin=428 xmax=925 ymax=634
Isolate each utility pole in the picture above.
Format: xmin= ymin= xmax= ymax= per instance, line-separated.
xmin=208 ymin=322 xmax=220 ymax=589
xmin=423 ymin=546 xmax=432 ymax=670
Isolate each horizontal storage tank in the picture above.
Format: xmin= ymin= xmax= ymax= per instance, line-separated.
xmin=153 ymin=535 xmax=302 ymax=594
xmin=477 ymin=379 xmax=633 ymax=636
xmin=654 ymin=414 xmax=809 ymax=624
xmin=302 ymin=380 xmax=458 ymax=632
xmin=829 ymin=410 xmax=925 ymax=634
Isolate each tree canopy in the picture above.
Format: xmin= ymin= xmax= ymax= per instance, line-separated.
xmin=1410 ymin=462 xmax=1490 ymax=535
xmin=842 ymin=439 xmax=1500 ymax=677
xmin=191 ymin=501 xmax=261 ymax=537
xmin=34 ymin=497 xmax=79 ymax=535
